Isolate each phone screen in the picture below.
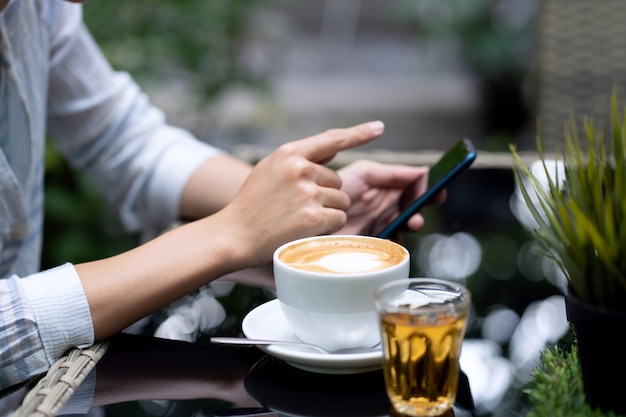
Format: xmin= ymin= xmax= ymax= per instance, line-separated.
xmin=376 ymin=139 xmax=476 ymax=238
xmin=426 ymin=139 xmax=475 ymax=189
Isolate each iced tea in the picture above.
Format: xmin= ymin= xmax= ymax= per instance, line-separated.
xmin=375 ymin=279 xmax=470 ymax=417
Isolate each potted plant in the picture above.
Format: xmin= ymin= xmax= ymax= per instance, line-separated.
xmin=510 ymin=92 xmax=626 ymax=414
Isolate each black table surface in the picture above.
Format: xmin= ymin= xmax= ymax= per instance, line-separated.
xmin=2 ymin=267 xmax=475 ymax=417
xmin=83 ymin=332 xmax=475 ymax=417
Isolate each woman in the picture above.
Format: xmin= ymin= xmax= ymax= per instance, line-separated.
xmin=0 ymin=0 xmax=432 ymax=388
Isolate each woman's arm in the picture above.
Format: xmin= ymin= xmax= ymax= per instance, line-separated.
xmin=179 ymin=154 xmax=253 ymax=220
xmin=76 ymin=121 xmax=385 ymax=340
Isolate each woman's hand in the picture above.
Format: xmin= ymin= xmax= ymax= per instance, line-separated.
xmin=213 ymin=121 xmax=386 ymax=265
xmin=335 ymin=160 xmax=441 ymax=236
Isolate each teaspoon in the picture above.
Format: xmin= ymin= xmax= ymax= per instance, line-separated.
xmin=210 ymin=337 xmax=379 ymax=354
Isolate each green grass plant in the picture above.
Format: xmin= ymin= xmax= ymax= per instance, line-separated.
xmin=526 ymin=346 xmax=625 ymax=417
xmin=510 ymin=92 xmax=626 ymax=311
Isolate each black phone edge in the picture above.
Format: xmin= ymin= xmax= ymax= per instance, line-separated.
xmin=375 ymin=139 xmax=477 ymax=239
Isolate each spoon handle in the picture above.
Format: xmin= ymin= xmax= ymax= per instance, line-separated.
xmin=209 ymin=337 xmax=329 ymax=354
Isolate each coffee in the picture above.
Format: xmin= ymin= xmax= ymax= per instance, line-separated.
xmin=273 ymin=235 xmax=410 ymax=352
xmin=278 ymin=236 xmax=407 ymax=274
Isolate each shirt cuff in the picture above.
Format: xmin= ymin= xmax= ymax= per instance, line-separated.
xmin=19 ymin=263 xmax=94 ymax=365
xmin=146 ymin=130 xmax=224 ymax=225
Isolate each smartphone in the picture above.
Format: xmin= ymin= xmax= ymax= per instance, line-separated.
xmin=376 ymin=138 xmax=476 ymax=239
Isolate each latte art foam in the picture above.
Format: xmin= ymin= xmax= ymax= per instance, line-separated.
xmin=278 ymin=237 xmax=407 ymax=274
xmin=299 ymin=251 xmax=391 ymax=273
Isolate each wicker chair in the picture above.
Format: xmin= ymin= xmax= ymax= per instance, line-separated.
xmin=537 ymin=0 xmax=626 ymax=148
xmin=12 ymin=341 xmax=109 ymax=417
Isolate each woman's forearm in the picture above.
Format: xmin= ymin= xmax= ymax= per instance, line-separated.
xmin=76 ymin=214 xmax=249 ymax=340
xmin=179 ymin=154 xmax=253 ymax=220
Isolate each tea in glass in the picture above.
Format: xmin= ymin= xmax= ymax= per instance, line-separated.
xmin=375 ymin=279 xmax=471 ymax=417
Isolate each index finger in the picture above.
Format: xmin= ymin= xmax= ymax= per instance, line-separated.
xmin=293 ymin=121 xmax=385 ymax=163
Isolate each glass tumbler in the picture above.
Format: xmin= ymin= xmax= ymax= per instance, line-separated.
xmin=375 ymin=278 xmax=471 ymax=417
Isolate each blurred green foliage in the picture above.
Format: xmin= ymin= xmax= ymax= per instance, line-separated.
xmin=389 ymin=0 xmax=535 ymax=78
xmin=43 ymin=1 xmax=265 ymax=268
xmin=388 ymin=0 xmax=536 ymax=143
xmin=43 ymin=143 xmax=140 ymax=268
xmin=83 ymin=0 xmax=266 ymax=98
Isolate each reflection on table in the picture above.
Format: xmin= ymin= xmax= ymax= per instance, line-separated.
xmin=84 ymin=332 xmax=475 ymax=417
xmin=82 ymin=268 xmax=474 ymax=417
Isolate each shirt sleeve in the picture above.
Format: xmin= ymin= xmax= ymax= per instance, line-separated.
xmin=0 ymin=264 xmax=93 ymax=389
xmin=46 ymin=3 xmax=225 ymax=235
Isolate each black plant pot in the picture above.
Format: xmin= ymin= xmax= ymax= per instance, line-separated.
xmin=565 ymin=289 xmax=626 ymax=414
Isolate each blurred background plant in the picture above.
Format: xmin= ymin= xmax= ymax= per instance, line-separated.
xmin=387 ymin=0 xmax=537 ymax=146
xmin=83 ymin=0 xmax=267 ymax=100
xmin=43 ymin=0 xmax=268 ymax=268
xmin=43 ymin=143 xmax=140 ymax=268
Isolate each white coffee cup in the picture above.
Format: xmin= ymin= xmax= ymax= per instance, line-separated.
xmin=273 ymin=235 xmax=410 ymax=352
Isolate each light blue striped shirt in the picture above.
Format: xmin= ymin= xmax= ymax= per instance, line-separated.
xmin=0 ymin=0 xmax=222 ymax=389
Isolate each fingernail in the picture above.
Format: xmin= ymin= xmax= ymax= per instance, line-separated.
xmin=369 ymin=120 xmax=385 ymax=135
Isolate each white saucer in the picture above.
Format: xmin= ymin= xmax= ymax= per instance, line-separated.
xmin=242 ymin=299 xmax=383 ymax=374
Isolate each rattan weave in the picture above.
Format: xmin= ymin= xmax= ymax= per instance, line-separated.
xmin=538 ymin=0 xmax=626 ymax=146
xmin=12 ymin=341 xmax=109 ymax=417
